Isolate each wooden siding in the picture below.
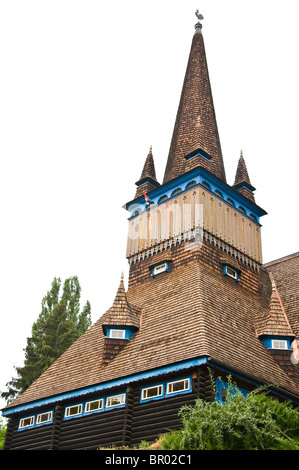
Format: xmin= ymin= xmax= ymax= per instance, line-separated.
xmin=5 ymin=415 xmax=54 ymax=450
xmin=4 ymin=366 xmax=214 ymax=450
xmin=126 ymin=189 xmax=262 ymax=263
xmin=58 ymin=407 xmax=126 ymax=450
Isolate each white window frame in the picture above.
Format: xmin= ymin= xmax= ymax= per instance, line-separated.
xmin=271 ymin=339 xmax=288 ymax=350
xmin=84 ymin=398 xmax=104 ymax=414
xmin=153 ymin=262 xmax=168 ymax=277
xmin=224 ymin=265 xmax=238 ymax=280
xmin=106 ymin=393 xmax=126 ymax=409
xmin=19 ymin=415 xmax=35 ymax=430
xmin=64 ymin=403 xmax=83 ymax=418
xmin=141 ymin=384 xmax=163 ymax=401
xmin=109 ymin=329 xmax=126 ymax=339
xmin=167 ymin=378 xmax=190 ymax=395
xmin=36 ymin=411 xmax=53 ymax=425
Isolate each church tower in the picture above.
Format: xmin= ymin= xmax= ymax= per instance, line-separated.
xmin=3 ymin=12 xmax=298 ymax=451
xmin=125 ymin=14 xmax=266 ymax=292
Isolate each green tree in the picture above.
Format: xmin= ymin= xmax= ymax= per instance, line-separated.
xmin=160 ymin=378 xmax=299 ymax=450
xmin=1 ymin=276 xmax=91 ymax=404
xmin=0 ymin=417 xmax=7 ymax=450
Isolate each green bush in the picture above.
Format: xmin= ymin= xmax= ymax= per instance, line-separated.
xmin=0 ymin=417 xmax=7 ymax=450
xmin=160 ymin=378 xmax=299 ymax=450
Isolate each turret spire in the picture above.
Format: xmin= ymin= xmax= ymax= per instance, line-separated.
xmin=163 ymin=13 xmax=226 ymax=184
xmin=135 ymin=146 xmax=160 ymax=198
xmin=233 ymin=150 xmax=256 ymax=202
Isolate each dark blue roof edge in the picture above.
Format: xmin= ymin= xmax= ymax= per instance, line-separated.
xmin=1 ymin=357 xmax=208 ymax=416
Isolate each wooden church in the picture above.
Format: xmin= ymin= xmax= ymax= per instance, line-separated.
xmin=2 ymin=14 xmax=299 ymax=450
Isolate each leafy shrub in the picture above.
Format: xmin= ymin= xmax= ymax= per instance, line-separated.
xmin=160 ymin=378 xmax=299 ymax=450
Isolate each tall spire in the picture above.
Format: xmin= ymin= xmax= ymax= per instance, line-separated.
xmin=163 ymin=13 xmax=226 ymax=184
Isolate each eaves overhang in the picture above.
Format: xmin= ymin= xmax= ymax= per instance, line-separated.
xmin=124 ymin=165 xmax=267 ymax=223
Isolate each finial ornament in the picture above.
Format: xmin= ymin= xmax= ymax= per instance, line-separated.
xmin=195 ymin=10 xmax=204 ymax=22
xmin=195 ymin=10 xmax=204 ymax=32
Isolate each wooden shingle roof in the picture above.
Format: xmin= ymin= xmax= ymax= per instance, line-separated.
xmin=255 ymin=277 xmax=295 ymax=338
xmin=102 ymin=273 xmax=141 ymax=332
xmin=263 ymin=252 xmax=299 ymax=339
xmin=5 ymin=259 xmax=298 ymax=410
xmin=163 ymin=26 xmax=226 ymax=184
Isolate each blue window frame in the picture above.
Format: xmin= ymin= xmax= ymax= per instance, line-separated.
xmin=223 ymin=265 xmax=239 ymax=281
xmin=152 ymin=262 xmax=169 ymax=277
xmin=260 ymin=335 xmax=292 ymax=350
xmin=140 ymin=376 xmax=192 ymax=403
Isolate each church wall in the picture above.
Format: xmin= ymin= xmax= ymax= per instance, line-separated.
xmin=4 ymin=366 xmax=214 ymax=450
xmin=128 ymin=235 xmax=260 ymax=293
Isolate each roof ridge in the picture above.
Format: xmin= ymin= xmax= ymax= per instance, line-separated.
xmin=263 ymin=251 xmax=299 ymax=267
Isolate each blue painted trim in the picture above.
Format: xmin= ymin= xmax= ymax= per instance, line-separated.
xmin=106 ymin=327 xmax=135 ymax=340
xmin=166 ymin=376 xmax=192 ymax=398
xmin=260 ymin=335 xmax=292 ymax=350
xmin=223 ymin=265 xmax=239 ymax=281
xmin=125 ymin=166 xmax=266 ymax=223
xmin=152 ymin=261 xmax=169 ymax=277
xmin=215 ymin=377 xmax=248 ymax=403
xmin=140 ymin=376 xmax=192 ymax=403
xmin=18 ymin=415 xmax=35 ymax=432
xmin=140 ymin=384 xmax=165 ymax=403
xmin=35 ymin=409 xmax=54 ymax=428
xmin=2 ymin=357 xmax=208 ymax=416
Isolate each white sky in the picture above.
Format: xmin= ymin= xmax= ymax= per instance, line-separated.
xmin=1 ymin=1 xmax=298 ymax=414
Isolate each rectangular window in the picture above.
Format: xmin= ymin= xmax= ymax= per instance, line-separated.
xmin=272 ymin=339 xmax=288 ymax=350
xmin=167 ymin=378 xmax=190 ymax=395
xmin=109 ymin=329 xmax=126 ymax=339
xmin=19 ymin=416 xmax=35 ymax=429
xmin=106 ymin=393 xmax=126 ymax=409
xmin=36 ymin=411 xmax=53 ymax=425
xmin=85 ymin=398 xmax=104 ymax=413
xmin=153 ymin=262 xmax=168 ymax=277
xmin=65 ymin=404 xmax=83 ymax=418
xmin=226 ymin=266 xmax=237 ymax=279
xmin=141 ymin=384 xmax=163 ymax=401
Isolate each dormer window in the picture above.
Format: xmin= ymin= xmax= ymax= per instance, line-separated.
xmin=152 ymin=262 xmax=169 ymax=277
xmin=109 ymin=329 xmax=126 ymax=339
xmin=271 ymin=339 xmax=289 ymax=350
xmin=260 ymin=335 xmax=292 ymax=350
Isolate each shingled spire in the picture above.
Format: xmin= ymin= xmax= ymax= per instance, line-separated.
xmin=233 ymin=151 xmax=256 ymax=202
xmin=135 ymin=146 xmax=160 ymax=198
xmin=102 ymin=273 xmax=141 ymax=365
xmin=256 ymin=277 xmax=294 ymax=338
xmin=102 ymin=273 xmax=141 ymax=332
xmin=163 ymin=14 xmax=226 ymax=184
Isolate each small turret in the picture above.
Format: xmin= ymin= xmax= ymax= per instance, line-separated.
xmin=135 ymin=146 xmax=160 ymax=198
xmin=233 ymin=151 xmax=256 ymax=202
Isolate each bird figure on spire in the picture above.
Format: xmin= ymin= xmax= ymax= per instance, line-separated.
xmin=195 ymin=10 xmax=204 ymax=21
